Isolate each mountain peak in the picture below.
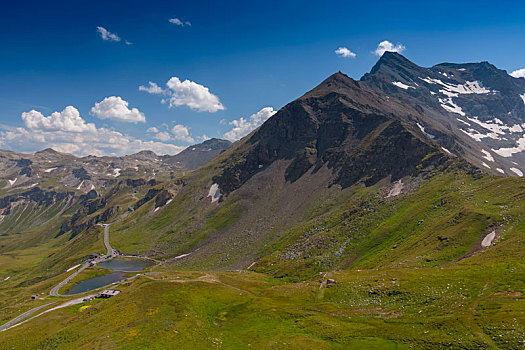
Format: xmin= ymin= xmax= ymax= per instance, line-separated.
xmin=367 ymin=51 xmax=420 ymax=76
xmin=35 ymin=148 xmax=59 ymax=155
xmin=304 ymin=70 xmax=359 ymax=98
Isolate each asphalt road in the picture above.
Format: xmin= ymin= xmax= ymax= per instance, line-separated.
xmin=103 ymin=224 xmax=113 ymax=256
xmin=1 ymin=296 xmax=94 ymax=332
xmin=49 ymin=263 xmax=88 ymax=297
xmin=0 ymin=303 xmax=54 ymax=332
xmin=50 ymin=223 xmax=112 ymax=297
xmin=2 ymin=222 xmax=156 ymax=331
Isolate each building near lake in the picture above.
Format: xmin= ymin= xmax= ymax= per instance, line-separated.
xmin=98 ymin=289 xmax=120 ymax=298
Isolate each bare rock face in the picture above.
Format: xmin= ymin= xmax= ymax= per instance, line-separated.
xmin=162 ymin=138 xmax=232 ymax=170
xmin=213 ymin=71 xmax=447 ymax=196
xmin=361 ymin=51 xmax=525 ymax=174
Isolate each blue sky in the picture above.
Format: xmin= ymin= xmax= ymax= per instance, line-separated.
xmin=1 ymin=0 xmax=525 ymax=155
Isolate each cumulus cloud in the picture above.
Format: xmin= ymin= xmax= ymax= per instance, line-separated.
xmin=335 ymin=47 xmax=356 ymax=58
xmin=139 ymin=82 xmax=165 ymax=94
xmin=169 ymin=18 xmax=191 ymax=26
xmin=154 ymin=131 xmax=171 ymax=141
xmin=510 ymin=68 xmax=525 ymax=78
xmin=223 ymin=107 xmax=276 ymax=141
xmin=147 ymin=126 xmax=159 ymax=133
xmin=140 ymin=77 xmax=225 ymax=113
xmin=373 ymin=40 xmax=405 ymax=56
xmin=0 ymin=107 xmax=184 ymax=156
xmin=22 ymin=106 xmax=97 ymax=133
xmin=172 ymin=124 xmax=195 ymax=143
xmin=97 ymin=26 xmax=121 ymax=42
xmin=91 ymin=96 xmax=146 ymax=123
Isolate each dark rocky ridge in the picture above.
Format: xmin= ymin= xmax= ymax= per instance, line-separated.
xmin=213 ymin=71 xmax=447 ymax=195
xmin=162 ymin=138 xmax=232 ymax=170
xmin=361 ymin=52 xmax=525 ymax=174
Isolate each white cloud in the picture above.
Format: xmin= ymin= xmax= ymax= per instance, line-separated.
xmin=510 ymin=68 xmax=525 ymax=78
xmin=91 ymin=96 xmax=146 ymax=123
xmin=139 ymin=82 xmax=165 ymax=94
xmin=147 ymin=127 xmax=159 ymax=133
xmin=200 ymin=134 xmax=211 ymax=141
xmin=335 ymin=47 xmax=356 ymax=58
xmin=154 ymin=131 xmax=171 ymax=141
xmin=169 ymin=18 xmax=191 ymax=26
xmin=1 ymin=108 xmax=184 ymax=156
xmin=373 ymin=40 xmax=406 ymax=56
xmin=22 ymin=106 xmax=97 ymax=133
xmin=140 ymin=77 xmax=225 ymax=113
xmin=97 ymin=26 xmax=121 ymax=42
xmin=172 ymin=124 xmax=195 ymax=143
xmin=224 ymin=107 xmax=276 ymax=141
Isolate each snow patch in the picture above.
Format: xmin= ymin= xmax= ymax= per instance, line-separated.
xmin=467 ymin=117 xmax=522 ymax=136
xmin=8 ymin=178 xmax=17 ymax=186
xmin=416 ymin=123 xmax=435 ymax=139
xmin=481 ymin=230 xmax=496 ymax=248
xmin=520 ymin=93 xmax=525 ymax=105
xmin=457 ymin=118 xmax=471 ymax=127
xmin=387 ymin=180 xmax=404 ymax=198
xmin=112 ymin=168 xmax=121 ymax=177
xmin=392 ymin=81 xmax=415 ymax=90
xmin=166 ymin=199 xmax=173 ymax=205
xmin=44 ymin=167 xmax=57 ymax=173
xmin=420 ymin=77 xmax=494 ymax=116
xmin=439 ymin=97 xmax=465 ymax=116
xmin=509 ymin=167 xmax=523 ymax=176
xmin=76 ymin=180 xmax=84 ymax=190
xmin=90 ymin=184 xmax=95 ymax=191
xmin=207 ymin=183 xmax=221 ymax=203
xmin=496 ymin=168 xmax=505 ymax=174
xmin=481 ymin=162 xmax=490 ymax=169
xmin=481 ymin=150 xmax=494 ymax=162
xmin=420 ymin=77 xmax=493 ymax=95
xmin=441 ymin=147 xmax=452 ymax=155
xmin=154 ymin=207 xmax=160 ymax=212
xmin=66 ymin=264 xmax=81 ymax=272
xmin=460 ymin=128 xmax=496 ymax=142
xmin=492 ymin=134 xmax=525 ymax=157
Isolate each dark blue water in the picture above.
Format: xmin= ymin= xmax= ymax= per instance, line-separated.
xmin=64 ymin=259 xmax=153 ymax=295
xmin=98 ymin=259 xmax=152 ymax=272
xmin=64 ymin=272 xmax=124 ymax=295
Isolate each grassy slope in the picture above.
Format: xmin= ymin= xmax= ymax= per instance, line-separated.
xmin=253 ymin=167 xmax=525 ymax=281
xmin=0 ymin=262 xmax=522 ymax=349
xmin=0 ymin=154 xmax=524 ymax=348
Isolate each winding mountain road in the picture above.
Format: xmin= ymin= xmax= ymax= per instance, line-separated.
xmin=49 ymin=264 xmax=88 ymax=297
xmin=1 ymin=222 xmax=153 ymax=332
xmin=0 ymin=303 xmax=53 ymax=332
xmin=103 ymin=224 xmax=113 ymax=256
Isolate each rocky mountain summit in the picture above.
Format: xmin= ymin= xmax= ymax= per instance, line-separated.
xmin=361 ymin=52 xmax=525 ymax=176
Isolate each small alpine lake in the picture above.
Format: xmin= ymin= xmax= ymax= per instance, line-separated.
xmin=98 ymin=258 xmax=153 ymax=272
xmin=64 ymin=258 xmax=154 ymax=295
